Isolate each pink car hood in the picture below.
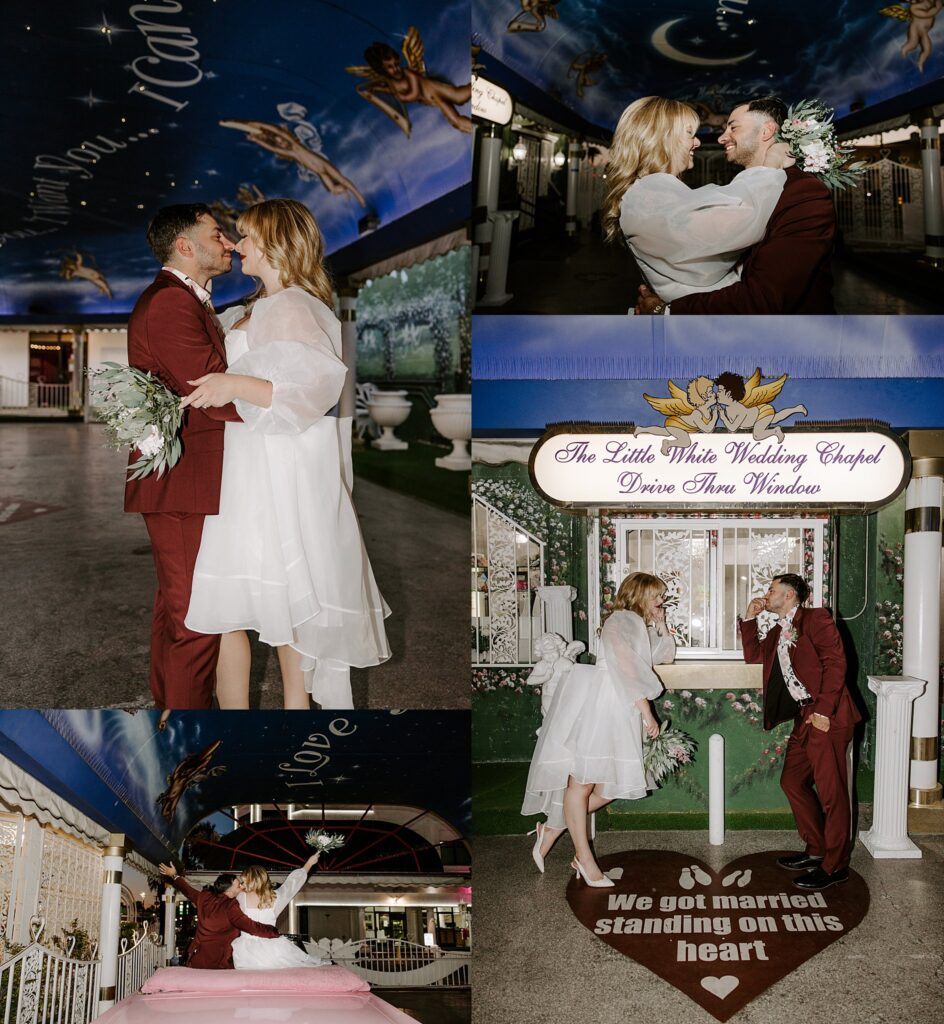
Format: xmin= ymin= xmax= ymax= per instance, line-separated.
xmin=95 ymin=990 xmax=417 ymax=1023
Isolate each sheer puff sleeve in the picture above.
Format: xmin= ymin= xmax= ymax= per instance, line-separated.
xmin=272 ymin=868 xmax=309 ymax=917
xmin=229 ymin=288 xmax=347 ymax=434
xmin=600 ymin=611 xmax=669 ymax=702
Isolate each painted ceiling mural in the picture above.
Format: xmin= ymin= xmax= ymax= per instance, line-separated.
xmin=0 ymin=710 xmax=470 ymax=863
xmin=472 ymin=1 xmax=944 ymax=132
xmin=0 ymin=0 xmax=471 ymax=316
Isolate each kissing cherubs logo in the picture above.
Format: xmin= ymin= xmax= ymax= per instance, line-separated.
xmin=634 ymin=368 xmax=808 ymax=455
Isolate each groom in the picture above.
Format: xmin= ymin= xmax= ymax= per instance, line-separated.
xmin=159 ymin=864 xmax=280 ymax=968
xmin=125 ymin=205 xmax=241 ymax=710
xmin=740 ymin=574 xmax=860 ymax=890
xmin=638 ymin=96 xmax=836 ymax=314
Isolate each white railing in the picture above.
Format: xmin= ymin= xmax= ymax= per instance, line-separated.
xmin=115 ymin=929 xmax=166 ymax=1005
xmin=330 ymin=939 xmax=470 ymax=988
xmin=0 ymin=377 xmax=73 ymax=411
xmin=0 ymin=923 xmax=100 ymax=1024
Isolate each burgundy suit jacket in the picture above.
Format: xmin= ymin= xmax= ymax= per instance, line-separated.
xmin=739 ymin=606 xmax=860 ymax=731
xmin=124 ymin=271 xmax=241 ymax=515
xmin=171 ymin=876 xmax=279 ymax=969
xmin=670 ymin=166 xmax=836 ymax=315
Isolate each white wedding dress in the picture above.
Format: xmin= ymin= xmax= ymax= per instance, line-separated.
xmin=619 ymin=167 xmax=786 ymax=301
xmin=185 ymin=287 xmax=391 ymax=707
xmin=522 ymin=610 xmax=675 ymax=828
xmin=233 ymin=868 xmax=328 ymax=970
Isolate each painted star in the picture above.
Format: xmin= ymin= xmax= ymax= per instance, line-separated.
xmin=75 ymin=90 xmax=107 ymax=109
xmin=690 ymin=37 xmax=704 ymax=45
xmin=81 ymin=12 xmax=129 ymax=44
xmin=330 ymin=775 xmax=350 ymax=783
xmin=205 ymin=169 xmax=220 ymax=176
xmin=204 ymin=71 xmax=219 ymax=80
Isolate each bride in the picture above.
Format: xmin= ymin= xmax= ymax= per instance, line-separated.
xmin=522 ymin=572 xmax=675 ymax=885
xmin=602 ymin=96 xmax=792 ymax=304
xmin=233 ymin=852 xmax=328 ymax=969
xmin=180 ymin=198 xmax=390 ymax=709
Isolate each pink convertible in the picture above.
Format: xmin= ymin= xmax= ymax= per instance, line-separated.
xmin=96 ymin=965 xmax=417 ymax=1023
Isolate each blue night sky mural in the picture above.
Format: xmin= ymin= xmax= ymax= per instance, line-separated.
xmin=0 ymin=0 xmax=471 ymax=316
xmin=473 ymin=1 xmax=944 ymax=132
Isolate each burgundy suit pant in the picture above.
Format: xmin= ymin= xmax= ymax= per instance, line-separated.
xmin=780 ymin=716 xmax=854 ymax=874
xmin=143 ymin=512 xmax=219 ymax=709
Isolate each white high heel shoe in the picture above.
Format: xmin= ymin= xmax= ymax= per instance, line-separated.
xmin=527 ymin=822 xmax=548 ymax=873
xmin=571 ymin=858 xmax=615 ymax=888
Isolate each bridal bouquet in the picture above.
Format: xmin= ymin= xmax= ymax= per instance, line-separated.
xmin=777 ymin=99 xmax=866 ymax=190
xmin=88 ymin=363 xmax=182 ymax=479
xmin=643 ymin=720 xmax=697 ymax=785
xmin=304 ymin=828 xmax=346 ymax=852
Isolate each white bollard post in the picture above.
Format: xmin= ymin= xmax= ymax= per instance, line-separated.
xmin=479 ymin=211 xmax=519 ymax=306
xmin=709 ymin=734 xmax=724 ymax=845
xmin=859 ymin=675 xmax=926 ymax=858
xmin=163 ymin=886 xmax=176 ymax=962
xmin=97 ymin=834 xmax=126 ymax=1014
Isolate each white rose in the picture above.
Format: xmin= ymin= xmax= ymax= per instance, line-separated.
xmin=136 ymin=424 xmax=165 ymax=458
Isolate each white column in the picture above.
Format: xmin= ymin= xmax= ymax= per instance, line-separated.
xmin=162 ymin=887 xmax=176 ymax=961
xmin=338 ymin=289 xmax=358 ymax=491
xmin=565 ymin=141 xmax=580 ymax=236
xmin=97 ymin=834 xmax=126 ymax=1015
xmin=479 ymin=211 xmax=519 ymax=306
xmin=919 ymin=118 xmax=944 ymax=264
xmin=709 ymin=734 xmax=725 ymax=845
xmin=474 ymin=128 xmax=503 ymax=272
xmin=860 ymin=675 xmax=926 ymax=858
xmin=904 ymin=469 xmax=943 ymax=805
xmin=534 ymin=585 xmax=577 ymax=640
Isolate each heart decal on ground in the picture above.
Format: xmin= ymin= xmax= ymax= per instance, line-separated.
xmin=566 ymin=850 xmax=869 ymax=1021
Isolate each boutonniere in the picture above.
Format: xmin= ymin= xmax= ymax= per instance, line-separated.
xmin=780 ymin=624 xmax=798 ymax=648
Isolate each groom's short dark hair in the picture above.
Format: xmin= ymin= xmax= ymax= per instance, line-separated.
xmin=147 ymin=204 xmax=212 ymax=264
xmin=773 ymin=573 xmax=810 ymax=605
xmin=743 ymin=96 xmax=788 ymax=127
xmin=207 ymin=873 xmax=237 ymax=895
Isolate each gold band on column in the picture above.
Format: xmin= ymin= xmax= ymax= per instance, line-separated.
xmin=340 ymin=308 xmax=356 ymax=322
xmin=103 ymin=869 xmax=123 ymax=885
xmin=99 ymin=986 xmax=116 ymax=1000
xmin=911 ymin=736 xmax=939 ymax=760
xmin=909 ymin=783 xmax=943 ymax=806
xmin=910 ymin=456 xmax=944 ymax=479
xmin=905 ymin=506 xmax=942 ymax=534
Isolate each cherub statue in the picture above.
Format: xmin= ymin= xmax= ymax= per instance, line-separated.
xmin=156 ymin=739 xmax=226 ymax=820
xmin=347 ymin=27 xmax=472 ymax=135
xmin=568 ymin=51 xmax=608 ymax=98
xmin=882 ymin=1 xmax=942 ymax=73
xmin=60 ymin=251 xmax=112 ymax=299
xmin=508 ymin=0 xmax=562 ymax=33
xmin=527 ymin=633 xmax=585 ymax=722
xmin=713 ymin=369 xmax=807 ymax=442
xmin=634 ymin=375 xmax=719 ymax=454
xmin=219 ymin=119 xmax=366 ymax=205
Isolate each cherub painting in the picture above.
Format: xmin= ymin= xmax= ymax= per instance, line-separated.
xmin=568 ymin=51 xmax=608 ymax=98
xmin=60 ymin=251 xmax=112 ymax=299
xmin=634 ymin=375 xmax=720 ymax=454
xmin=635 ymin=369 xmax=807 ymax=453
xmin=508 ymin=0 xmax=562 ymax=33
xmin=713 ymin=370 xmax=807 ymax=442
xmin=347 ymin=27 xmax=472 ymax=135
xmin=156 ymin=739 xmax=226 ymax=820
xmin=220 ymin=119 xmax=366 ymax=205
xmin=882 ymin=1 xmax=942 ymax=72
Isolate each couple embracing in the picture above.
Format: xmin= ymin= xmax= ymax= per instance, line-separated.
xmin=524 ymin=572 xmax=859 ymax=893
xmin=125 ymin=200 xmax=390 ymax=711
xmin=606 ymin=95 xmax=837 ymax=314
xmin=159 ymin=852 xmax=324 ymax=970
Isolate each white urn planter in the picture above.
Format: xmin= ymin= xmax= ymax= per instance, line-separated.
xmin=366 ymin=389 xmax=410 ymax=450
xmin=429 ymin=393 xmax=471 ymax=471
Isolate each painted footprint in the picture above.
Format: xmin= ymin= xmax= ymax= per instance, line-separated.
xmin=691 ymin=864 xmax=712 ymax=886
xmin=737 ymin=869 xmax=752 ymax=887
xmin=721 ymin=870 xmax=742 ymax=887
xmin=679 ymin=867 xmax=695 ymax=890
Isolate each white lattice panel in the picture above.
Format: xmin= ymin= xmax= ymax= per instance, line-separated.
xmin=37 ymin=829 xmax=101 ymax=945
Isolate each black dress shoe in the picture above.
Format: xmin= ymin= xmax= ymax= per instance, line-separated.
xmin=776 ymin=853 xmax=824 ymax=871
xmin=792 ymin=866 xmax=849 ymax=890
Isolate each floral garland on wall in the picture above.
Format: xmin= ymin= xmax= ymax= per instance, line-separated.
xmin=875 ymin=535 xmax=903 ymax=675
xmin=472 ymin=667 xmax=531 ymax=695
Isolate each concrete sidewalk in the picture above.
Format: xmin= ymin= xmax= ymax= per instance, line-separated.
xmin=0 ymin=422 xmax=467 ymax=709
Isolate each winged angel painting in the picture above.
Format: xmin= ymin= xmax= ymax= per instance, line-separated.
xmin=347 ymin=27 xmax=472 ymax=135
xmin=634 ymin=369 xmax=808 ymax=454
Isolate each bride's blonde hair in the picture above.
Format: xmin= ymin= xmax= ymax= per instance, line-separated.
xmin=611 ymin=571 xmax=666 ymax=623
xmin=236 ymin=198 xmax=334 ymax=307
xmin=602 ymin=96 xmax=700 ymax=244
xmin=241 ymin=865 xmax=276 ymax=909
